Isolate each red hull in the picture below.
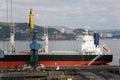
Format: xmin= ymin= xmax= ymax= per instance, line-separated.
xmin=0 ymin=61 xmax=110 ymax=68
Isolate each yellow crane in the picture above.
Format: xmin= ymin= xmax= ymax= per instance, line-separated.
xmin=29 ymin=8 xmax=35 ymax=38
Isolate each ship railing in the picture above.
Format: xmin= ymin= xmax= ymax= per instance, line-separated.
xmin=82 ymin=51 xmax=102 ymax=55
xmin=50 ymin=51 xmax=79 ymax=55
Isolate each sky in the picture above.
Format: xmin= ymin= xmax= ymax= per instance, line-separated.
xmin=0 ymin=0 xmax=120 ymax=30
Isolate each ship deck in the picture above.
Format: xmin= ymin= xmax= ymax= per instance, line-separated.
xmin=4 ymin=51 xmax=113 ymax=55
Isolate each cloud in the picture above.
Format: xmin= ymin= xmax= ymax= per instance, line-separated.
xmin=0 ymin=0 xmax=120 ymax=29
xmin=0 ymin=1 xmax=6 ymax=10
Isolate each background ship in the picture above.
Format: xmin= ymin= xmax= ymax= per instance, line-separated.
xmin=0 ymin=9 xmax=112 ymax=68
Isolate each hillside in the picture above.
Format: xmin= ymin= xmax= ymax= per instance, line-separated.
xmin=0 ymin=22 xmax=120 ymax=40
xmin=0 ymin=22 xmax=85 ymax=40
xmin=0 ymin=22 xmax=60 ymax=40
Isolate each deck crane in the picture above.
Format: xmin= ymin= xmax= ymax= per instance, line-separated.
xmin=29 ymin=9 xmax=41 ymax=67
xmin=22 ymin=9 xmax=45 ymax=70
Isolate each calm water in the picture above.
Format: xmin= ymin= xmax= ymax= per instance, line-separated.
xmin=0 ymin=39 xmax=120 ymax=65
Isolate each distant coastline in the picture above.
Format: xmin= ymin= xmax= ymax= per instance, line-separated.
xmin=0 ymin=22 xmax=120 ymax=41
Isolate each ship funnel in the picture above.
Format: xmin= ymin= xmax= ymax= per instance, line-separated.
xmin=94 ymin=33 xmax=99 ymax=47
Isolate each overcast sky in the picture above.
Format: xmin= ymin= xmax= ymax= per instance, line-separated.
xmin=0 ymin=0 xmax=120 ymax=30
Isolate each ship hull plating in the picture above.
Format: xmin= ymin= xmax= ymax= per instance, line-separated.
xmin=0 ymin=55 xmax=112 ymax=67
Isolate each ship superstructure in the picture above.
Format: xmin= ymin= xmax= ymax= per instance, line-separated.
xmin=80 ymin=29 xmax=103 ymax=55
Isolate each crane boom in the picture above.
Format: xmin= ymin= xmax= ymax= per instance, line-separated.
xmin=29 ymin=9 xmax=35 ymax=38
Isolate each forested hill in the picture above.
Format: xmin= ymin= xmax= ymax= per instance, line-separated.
xmin=0 ymin=22 xmax=60 ymax=40
xmin=0 ymin=22 xmax=120 ymax=40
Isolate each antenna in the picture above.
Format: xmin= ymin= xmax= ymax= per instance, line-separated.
xmin=84 ymin=26 xmax=89 ymax=35
xmin=4 ymin=0 xmax=9 ymax=53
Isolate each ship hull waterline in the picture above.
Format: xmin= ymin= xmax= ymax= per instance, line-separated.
xmin=0 ymin=55 xmax=113 ymax=68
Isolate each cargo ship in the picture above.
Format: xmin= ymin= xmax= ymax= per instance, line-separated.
xmin=0 ymin=9 xmax=112 ymax=68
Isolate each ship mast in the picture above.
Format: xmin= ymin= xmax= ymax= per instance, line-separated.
xmin=43 ymin=16 xmax=49 ymax=53
xmin=10 ymin=0 xmax=15 ymax=54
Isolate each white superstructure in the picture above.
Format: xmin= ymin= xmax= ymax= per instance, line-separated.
xmin=80 ymin=34 xmax=102 ymax=55
xmin=77 ymin=29 xmax=109 ymax=55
